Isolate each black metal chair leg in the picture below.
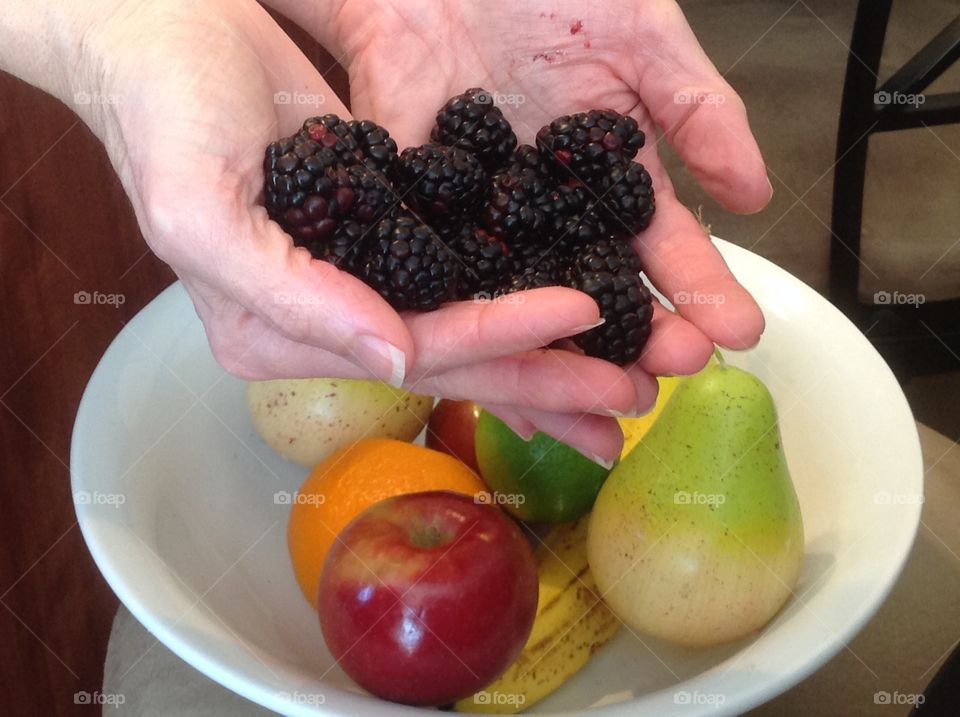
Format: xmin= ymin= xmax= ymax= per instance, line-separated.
xmin=829 ymin=0 xmax=894 ymax=317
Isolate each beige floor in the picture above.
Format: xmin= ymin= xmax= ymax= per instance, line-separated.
xmin=673 ymin=0 xmax=960 ymax=439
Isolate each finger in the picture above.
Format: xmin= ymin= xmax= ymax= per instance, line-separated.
xmin=184 ymin=277 xmax=375 ymax=380
xmin=512 ymin=406 xmax=623 ymax=469
xmin=627 ymin=8 xmax=771 ymax=213
xmin=417 ymin=349 xmax=640 ymax=416
xmin=404 ymin=287 xmax=601 ymax=375
xmin=480 ymin=404 xmax=537 ymax=441
xmin=635 ymin=300 xmax=715 ymax=376
xmin=632 ymin=184 xmax=765 ymax=350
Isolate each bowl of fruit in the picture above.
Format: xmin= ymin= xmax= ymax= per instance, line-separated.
xmin=72 ymin=90 xmax=922 ymax=716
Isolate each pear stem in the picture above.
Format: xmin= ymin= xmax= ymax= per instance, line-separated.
xmin=714 ymin=347 xmax=726 ymax=366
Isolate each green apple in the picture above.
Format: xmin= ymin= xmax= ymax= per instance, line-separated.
xmin=474 ymin=411 xmax=612 ymax=523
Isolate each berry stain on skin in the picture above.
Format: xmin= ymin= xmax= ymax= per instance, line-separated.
xmin=532 ymin=50 xmax=564 ymax=63
xmin=570 ymin=20 xmax=583 ymax=35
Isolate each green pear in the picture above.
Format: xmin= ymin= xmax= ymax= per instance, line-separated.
xmin=587 ymin=358 xmax=804 ymax=646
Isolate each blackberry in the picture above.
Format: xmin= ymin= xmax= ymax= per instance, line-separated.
xmin=537 ymin=182 xmax=595 ymax=236
xmin=346 ymin=119 xmax=398 ymax=174
xmin=597 ymin=161 xmax=655 ymax=236
xmin=536 ymin=110 xmax=645 ymax=185
xmin=279 ymin=164 xmax=398 ymax=246
xmin=263 ymin=136 xmax=341 ymax=220
xmin=298 ymin=115 xmax=362 ymax=167
xmin=547 ymin=212 xmax=610 ymax=257
xmin=508 ymin=251 xmax=562 ymax=292
xmin=315 ymin=221 xmax=368 ymax=274
xmin=565 ymin=237 xmax=653 ymax=365
xmin=363 ymin=215 xmax=460 ymax=311
xmin=481 ymin=168 xmax=551 ymax=244
xmin=392 ymin=144 xmax=487 ymax=221
xmin=431 ymin=88 xmax=517 ymax=169
xmin=447 ymin=225 xmax=511 ymax=300
xmin=506 ymin=144 xmax=554 ymax=178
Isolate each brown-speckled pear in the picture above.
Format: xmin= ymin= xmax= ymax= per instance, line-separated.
xmin=587 ymin=357 xmax=804 ymax=646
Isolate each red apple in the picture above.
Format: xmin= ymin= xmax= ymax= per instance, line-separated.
xmin=426 ymin=399 xmax=481 ymax=473
xmin=317 ymin=490 xmax=538 ymax=706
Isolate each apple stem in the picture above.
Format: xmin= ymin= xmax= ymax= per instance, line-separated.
xmin=714 ymin=347 xmax=726 ymax=366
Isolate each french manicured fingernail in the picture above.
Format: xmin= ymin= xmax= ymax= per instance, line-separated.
xmin=571 ymin=318 xmax=606 ymax=333
xmin=512 ymin=424 xmax=536 ymax=441
xmin=764 ymin=176 xmax=774 ymax=202
xmin=353 ymin=335 xmax=406 ymax=388
xmin=605 ymin=406 xmax=647 ymax=418
xmin=591 ymin=454 xmax=616 ymax=471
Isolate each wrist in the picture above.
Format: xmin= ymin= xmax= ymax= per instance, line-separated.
xmin=1 ymin=0 xmax=127 ymax=131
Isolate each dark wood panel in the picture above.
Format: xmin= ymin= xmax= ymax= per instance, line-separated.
xmin=0 ymin=13 xmax=348 ymax=714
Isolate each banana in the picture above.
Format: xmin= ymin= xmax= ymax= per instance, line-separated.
xmin=455 ymin=518 xmax=620 ymax=714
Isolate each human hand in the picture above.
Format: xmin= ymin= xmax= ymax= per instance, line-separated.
xmin=263 ymin=0 xmax=771 ymax=450
xmin=52 ymin=0 xmax=647 ymax=462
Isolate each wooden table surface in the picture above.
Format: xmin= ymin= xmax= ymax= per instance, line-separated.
xmin=0 ymin=16 xmax=346 ymax=715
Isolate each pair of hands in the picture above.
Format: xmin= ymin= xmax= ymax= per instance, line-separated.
xmin=72 ymin=0 xmax=769 ymax=464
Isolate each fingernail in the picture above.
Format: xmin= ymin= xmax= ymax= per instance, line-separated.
xmin=605 ymin=406 xmax=648 ymax=418
xmin=513 ymin=424 xmax=536 ymax=441
xmin=353 ymin=335 xmax=406 ymax=388
xmin=590 ymin=454 xmax=616 ymax=471
xmin=571 ymin=318 xmax=606 ymax=334
xmin=764 ymin=175 xmax=774 ymax=202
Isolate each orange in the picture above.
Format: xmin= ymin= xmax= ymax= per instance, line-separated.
xmin=286 ymin=437 xmax=487 ymax=608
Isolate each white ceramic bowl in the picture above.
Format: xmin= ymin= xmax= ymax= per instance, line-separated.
xmin=71 ymin=239 xmax=923 ymax=716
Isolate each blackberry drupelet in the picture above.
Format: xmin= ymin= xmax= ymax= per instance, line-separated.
xmin=279 ymin=164 xmax=398 ymax=246
xmin=536 ymin=110 xmax=645 ymax=185
xmin=346 ymin=119 xmax=399 ymax=174
xmin=363 ymin=215 xmax=460 ymax=311
xmin=392 ymin=144 xmax=487 ymax=221
xmin=565 ymin=237 xmax=653 ymax=365
xmin=481 ymin=168 xmax=551 ymax=245
xmin=597 ymin=161 xmax=655 ymax=235
xmin=431 ymin=88 xmax=517 ymax=169
xmin=447 ymin=225 xmax=512 ymax=300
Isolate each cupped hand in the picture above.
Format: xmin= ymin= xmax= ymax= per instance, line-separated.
xmin=263 ymin=0 xmax=771 ymax=455
xmin=72 ymin=0 xmax=642 ymax=462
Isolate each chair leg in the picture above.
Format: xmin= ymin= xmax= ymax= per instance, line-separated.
xmin=829 ymin=0 xmax=894 ymax=317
